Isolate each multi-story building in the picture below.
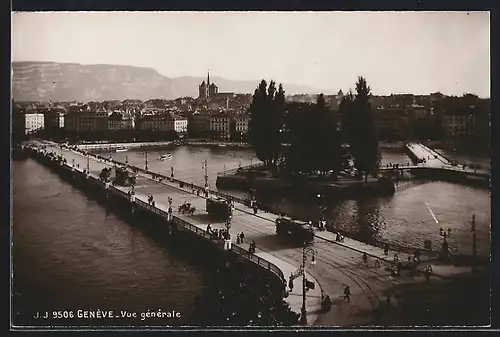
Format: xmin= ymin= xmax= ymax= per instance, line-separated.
xmin=189 ymin=112 xmax=212 ymax=136
xmin=373 ymin=107 xmax=410 ymax=140
xmin=64 ymin=109 xmax=109 ymax=133
xmin=235 ymin=115 xmax=249 ymax=135
xmin=442 ymin=114 xmax=476 ymax=138
xmin=44 ymin=109 xmax=65 ymax=129
xmin=108 ymin=112 xmax=124 ymax=131
xmin=139 ymin=115 xmax=172 ymax=132
xmin=24 ymin=113 xmax=45 ymax=134
xmin=172 ymin=115 xmax=188 ymax=134
xmin=210 ymin=113 xmax=231 ymax=141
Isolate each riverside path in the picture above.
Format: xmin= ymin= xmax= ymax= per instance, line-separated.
xmin=32 ymin=140 xmax=473 ymax=326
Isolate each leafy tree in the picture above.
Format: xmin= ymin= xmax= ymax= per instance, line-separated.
xmin=344 ymin=77 xmax=380 ymax=181
xmin=248 ymin=80 xmax=285 ymax=168
xmin=285 ymin=102 xmax=313 ymax=175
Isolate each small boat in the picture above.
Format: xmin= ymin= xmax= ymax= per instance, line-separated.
xmin=116 ymin=147 xmax=128 ymax=153
xmin=159 ymin=153 xmax=173 ymax=161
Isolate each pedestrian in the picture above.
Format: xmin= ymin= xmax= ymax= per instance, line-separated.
xmin=197 ymin=189 xmax=200 ymax=197
xmin=362 ymin=252 xmax=368 ymax=264
xmin=236 ymin=233 xmax=241 ymax=244
xmin=344 ymin=285 xmax=351 ymax=303
xmin=240 ymin=232 xmax=245 ymax=243
xmin=253 ymin=206 xmax=257 ymax=214
xmin=288 ymin=276 xmax=294 ymax=292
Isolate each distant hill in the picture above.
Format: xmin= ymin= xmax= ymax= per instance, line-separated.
xmin=12 ymin=61 xmax=329 ymax=102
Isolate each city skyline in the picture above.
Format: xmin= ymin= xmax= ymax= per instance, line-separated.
xmin=12 ymin=11 xmax=490 ymax=98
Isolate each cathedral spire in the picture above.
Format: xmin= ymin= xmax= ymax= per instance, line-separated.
xmin=207 ymin=70 xmax=210 ymax=87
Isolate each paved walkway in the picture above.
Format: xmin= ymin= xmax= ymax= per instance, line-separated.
xmin=30 ymin=140 xmax=477 ymax=326
xmin=405 ymin=143 xmax=489 ymax=177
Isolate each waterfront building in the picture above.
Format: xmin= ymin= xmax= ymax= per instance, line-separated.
xmin=64 ymin=108 xmax=109 ymax=133
xmin=442 ymin=114 xmax=476 ymax=138
xmin=235 ymin=114 xmax=249 ymax=135
xmin=209 ymin=113 xmax=231 ymax=141
xmin=24 ymin=112 xmax=45 ymax=134
xmin=172 ymin=114 xmax=188 ymax=134
xmin=139 ymin=114 xmax=172 ymax=132
xmin=43 ymin=109 xmax=65 ymax=129
xmin=373 ymin=107 xmax=411 ymax=140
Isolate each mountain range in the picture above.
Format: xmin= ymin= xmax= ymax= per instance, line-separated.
xmin=12 ymin=61 xmax=330 ymax=102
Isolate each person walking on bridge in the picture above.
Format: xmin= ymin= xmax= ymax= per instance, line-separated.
xmin=362 ymin=252 xmax=368 ymax=264
xmin=344 ymin=285 xmax=351 ymax=303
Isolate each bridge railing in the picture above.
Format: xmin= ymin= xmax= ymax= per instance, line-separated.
xmin=131 ymin=194 xmax=285 ymax=283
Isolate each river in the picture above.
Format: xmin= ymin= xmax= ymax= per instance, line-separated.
xmin=107 ymin=145 xmax=490 ymax=257
xmin=12 ymin=158 xmax=208 ymax=326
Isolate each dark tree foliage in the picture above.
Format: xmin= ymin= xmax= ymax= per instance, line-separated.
xmin=341 ymin=77 xmax=380 ymax=181
xmin=284 ymin=96 xmax=343 ymax=176
xmin=285 ymin=101 xmax=313 ymax=175
xmin=248 ymin=80 xmax=286 ymax=168
xmin=191 ymin=262 xmax=299 ymax=326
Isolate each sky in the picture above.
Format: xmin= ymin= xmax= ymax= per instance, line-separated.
xmin=12 ymin=11 xmax=490 ymax=97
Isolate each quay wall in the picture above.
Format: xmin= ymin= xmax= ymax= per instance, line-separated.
xmin=23 ymin=147 xmax=287 ymax=291
xmin=215 ymin=174 xmax=396 ymax=200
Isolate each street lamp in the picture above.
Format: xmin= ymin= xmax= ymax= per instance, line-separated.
xmin=202 ymin=159 xmax=209 ymax=193
xmin=167 ymin=197 xmax=173 ymax=221
xmin=125 ymin=155 xmax=128 ymax=165
xmin=144 ymin=152 xmax=148 ymax=171
xmin=170 ymin=166 xmax=174 ymax=179
xmin=317 ymin=193 xmax=326 ymax=230
xmin=299 ymin=245 xmax=316 ymax=325
xmin=471 ymin=214 xmax=477 ymax=273
xmin=439 ymin=226 xmax=452 ymax=259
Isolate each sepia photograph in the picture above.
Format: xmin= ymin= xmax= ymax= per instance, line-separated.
xmin=11 ymin=11 xmax=491 ymax=329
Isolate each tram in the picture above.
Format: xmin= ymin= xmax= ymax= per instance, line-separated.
xmin=206 ymin=197 xmax=232 ymax=220
xmin=275 ymin=216 xmax=314 ymax=244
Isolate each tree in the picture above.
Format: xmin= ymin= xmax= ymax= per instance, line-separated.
xmin=314 ymin=94 xmax=344 ymax=176
xmin=345 ymin=77 xmax=380 ymax=181
xmin=247 ymin=80 xmax=285 ymax=168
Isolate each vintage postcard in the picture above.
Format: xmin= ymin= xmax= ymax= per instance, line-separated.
xmin=11 ymin=11 xmax=491 ymax=329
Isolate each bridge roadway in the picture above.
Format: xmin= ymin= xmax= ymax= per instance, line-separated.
xmin=35 ymin=140 xmax=469 ymax=326
xmin=405 ymin=143 xmax=489 ymax=176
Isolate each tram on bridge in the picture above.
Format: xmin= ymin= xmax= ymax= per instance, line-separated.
xmin=206 ymin=197 xmax=232 ymax=220
xmin=275 ymin=216 xmax=314 ymax=244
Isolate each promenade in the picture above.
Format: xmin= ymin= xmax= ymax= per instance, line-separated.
xmin=31 ymin=140 xmax=474 ymax=326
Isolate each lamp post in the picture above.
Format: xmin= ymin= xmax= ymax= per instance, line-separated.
xmin=202 ymin=159 xmax=209 ymax=193
xmin=125 ymin=155 xmax=128 ymax=165
xmin=299 ymin=245 xmax=316 ymax=325
xmin=72 ymin=158 xmax=75 ymax=167
xmin=439 ymin=226 xmax=452 ymax=259
xmin=316 ymin=193 xmax=326 ymax=230
xmin=168 ymin=196 xmax=173 ymax=221
xmin=471 ymin=214 xmax=477 ymax=273
xmin=144 ymin=152 xmax=148 ymax=171
xmin=170 ymin=166 xmax=174 ymax=179
xmin=86 ymin=154 xmax=90 ymax=175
